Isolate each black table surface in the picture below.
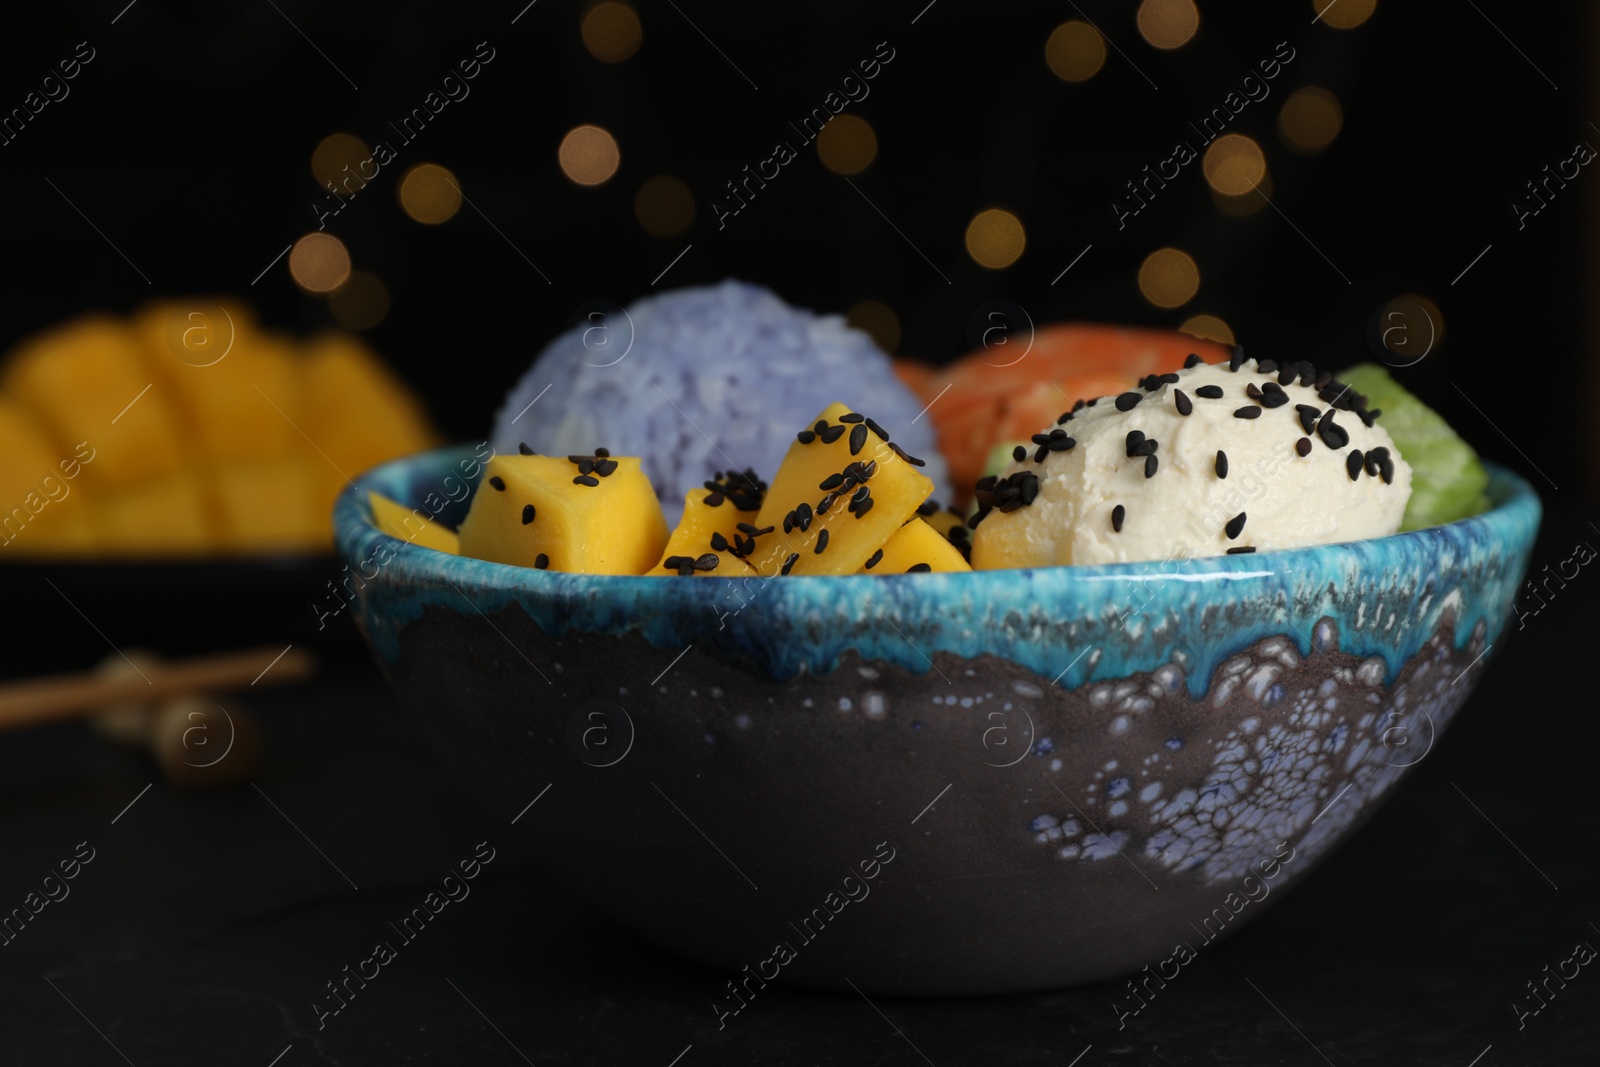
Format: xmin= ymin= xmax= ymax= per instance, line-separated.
xmin=3 ymin=504 xmax=1596 ymax=1067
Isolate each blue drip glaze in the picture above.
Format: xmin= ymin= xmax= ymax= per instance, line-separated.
xmin=337 ymin=446 xmax=1541 ymax=696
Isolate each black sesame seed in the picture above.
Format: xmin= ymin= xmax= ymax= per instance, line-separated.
xmin=704 ymin=491 xmax=726 ymax=507
xmin=865 ymin=417 xmax=889 ymax=441
xmin=1316 ymin=413 xmax=1349 ymax=450
xmin=1226 ymin=546 xmax=1256 ymax=555
xmin=693 ymin=553 xmax=720 ymax=572
xmin=1013 ymin=445 xmax=1027 ymax=462
xmin=1056 ymin=411 xmax=1074 ymax=425
xmin=1216 ymin=450 xmax=1228 ymax=478
xmin=781 ymin=553 xmax=799 ymax=575
xmin=888 ymin=442 xmax=926 ymax=467
xmin=818 ymin=424 xmax=846 ymax=445
xmin=1229 ymin=344 xmax=1246 ymax=371
xmin=1225 ymin=512 xmax=1247 ymax=539
xmin=489 ymin=476 xmax=506 ymax=491
xmin=1125 ymin=430 xmax=1146 ymax=457
xmin=814 ymin=529 xmax=830 ymax=554
xmin=1112 ymin=504 xmax=1125 ymax=532
xmin=1246 ymin=383 xmax=1263 ymax=401
xmin=907 ymin=563 xmax=933 ymax=573
xmin=1047 ymin=435 xmax=1076 ymax=452
xmin=521 ymin=504 xmax=535 ymax=525
xmin=1295 ymin=437 xmax=1312 ymax=457
xmin=534 ymin=553 xmax=550 ymax=569
xmin=574 ymin=474 xmax=600 ymax=487
xmin=838 ymin=412 xmax=865 ymax=424
xmin=518 ymin=442 xmax=535 ymax=455
xmin=1346 ymin=449 xmax=1364 ymax=481
xmin=1159 ymin=372 xmax=1181 ymax=384
xmin=1234 ymin=406 xmax=1262 ymax=419
xmin=819 ymin=472 xmax=845 ymax=491
xmin=1379 ymin=456 xmax=1395 ymax=484
xmin=737 ymin=522 xmax=774 ymax=536
xmin=1115 ymin=391 xmax=1143 ymax=411
xmin=595 ymin=448 xmax=610 ymax=458
xmin=797 ymin=429 xmax=817 ymax=444
xmin=1278 ymin=365 xmax=1299 ymax=386
xmin=1256 ymin=359 xmax=1278 ymax=375
xmin=1296 ymin=404 xmax=1321 ymax=434
xmin=849 ymin=423 xmax=868 ymax=456
xmin=1365 ymin=447 xmax=1385 ymax=477
xmin=864 ymin=548 xmax=883 ymax=569
xmin=1195 ymin=384 xmax=1224 ymax=399
xmin=917 ymin=499 xmax=940 ymax=516
xmin=1184 ymin=353 xmax=1204 ymax=368
xmin=710 ymin=532 xmax=729 ymax=551
xmin=1174 ymin=389 xmax=1193 ymax=416
xmin=1259 ymin=388 xmax=1289 ymax=410
xmin=1034 ymin=445 xmax=1050 ymax=463
xmin=817 ymin=492 xmax=838 ymax=515
xmin=594 ymin=459 xmax=619 ymax=477
xmin=1144 ymin=454 xmax=1159 ymax=479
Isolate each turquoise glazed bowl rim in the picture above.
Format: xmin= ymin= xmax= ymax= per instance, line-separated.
xmin=335 ymin=445 xmax=1541 ymax=696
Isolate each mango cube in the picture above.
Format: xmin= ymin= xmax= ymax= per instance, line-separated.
xmin=861 ymin=518 xmax=972 ymax=574
xmin=369 ymin=491 xmax=460 ymax=555
xmin=0 ymin=401 xmax=97 ymax=556
xmin=95 ymin=471 xmax=215 ymax=555
xmin=207 ymin=460 xmax=324 ymax=553
xmin=648 ymin=476 xmax=765 ymax=577
xmin=457 ymin=453 xmax=667 ymax=574
xmin=751 ymin=402 xmax=934 ymax=576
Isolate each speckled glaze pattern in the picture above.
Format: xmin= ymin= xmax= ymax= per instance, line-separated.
xmin=336 ymin=447 xmax=1539 ymax=994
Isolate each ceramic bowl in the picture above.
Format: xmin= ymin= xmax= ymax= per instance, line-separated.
xmin=335 ymin=446 xmax=1539 ymax=995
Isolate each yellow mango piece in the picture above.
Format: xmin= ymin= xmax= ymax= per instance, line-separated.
xmin=924 ymin=506 xmax=967 ymax=542
xmin=95 ymin=471 xmax=215 ymax=555
xmin=0 ymin=401 xmax=98 ymax=556
xmin=457 ymin=454 xmax=667 ymax=574
xmin=369 ymin=491 xmax=460 ymax=555
xmin=647 ymin=487 xmax=760 ymax=577
xmin=302 ymin=332 xmax=438 ymax=480
xmin=205 ymin=460 xmax=325 ymax=554
xmin=156 ymin=330 xmax=305 ymax=464
xmin=861 ymin=518 xmax=972 ymax=574
xmin=752 ymin=402 xmax=934 ymax=576
xmin=4 ymin=315 xmax=185 ymax=485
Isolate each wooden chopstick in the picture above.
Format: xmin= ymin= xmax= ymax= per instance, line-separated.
xmin=0 ymin=646 xmax=317 ymax=732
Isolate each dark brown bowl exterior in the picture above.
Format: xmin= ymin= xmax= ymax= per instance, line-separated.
xmin=338 ymin=448 xmax=1540 ymax=995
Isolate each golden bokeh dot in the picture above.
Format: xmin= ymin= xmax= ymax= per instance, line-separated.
xmin=559 ymin=125 xmax=621 ymax=186
xmin=1138 ymin=248 xmax=1200 ymax=309
xmin=635 ymin=175 xmax=695 ymax=237
xmin=1279 ymin=87 xmax=1344 ymax=154
xmin=1202 ymin=133 xmax=1267 ymax=196
xmin=846 ymin=300 xmax=902 ymax=354
xmin=1179 ymin=313 xmax=1235 ymax=346
xmin=329 ymin=271 xmax=391 ymax=331
xmin=582 ymin=2 xmax=642 ymax=62
xmin=1137 ymin=0 xmax=1200 ymax=50
xmin=289 ymin=233 xmax=351 ymax=294
xmin=1211 ymin=169 xmax=1272 ymax=216
xmin=1045 ymin=21 xmax=1106 ymax=82
xmin=816 ymin=114 xmax=878 ymax=175
xmin=1316 ymin=0 xmax=1376 ymax=30
xmin=964 ymin=209 xmax=1026 ymax=270
xmin=398 ymin=163 xmax=463 ymax=224
xmin=1379 ymin=293 xmax=1444 ymax=360
xmin=311 ymin=133 xmax=370 ymax=189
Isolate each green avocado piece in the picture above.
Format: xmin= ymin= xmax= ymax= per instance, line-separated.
xmin=1339 ymin=363 xmax=1490 ymax=530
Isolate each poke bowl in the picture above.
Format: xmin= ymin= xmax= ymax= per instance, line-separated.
xmin=334 ymin=444 xmax=1538 ymax=995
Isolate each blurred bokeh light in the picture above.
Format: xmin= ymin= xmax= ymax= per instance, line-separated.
xmin=1045 ymin=21 xmax=1106 ymax=82
xmin=1139 ymin=247 xmax=1200 ymax=308
xmin=310 ymin=132 xmax=370 ymax=189
xmin=965 ymin=209 xmax=1026 ymax=270
xmin=1179 ymin=313 xmax=1235 ymax=345
xmin=582 ymin=2 xmax=642 ymax=62
xmin=1137 ymin=0 xmax=1200 ymax=50
xmin=1202 ymin=134 xmax=1267 ymax=196
xmin=1279 ymin=87 xmax=1344 ymax=154
xmin=288 ymin=233 xmax=351 ymax=293
xmin=329 ymin=271 xmax=392 ymax=330
xmin=846 ymin=299 xmax=902 ymax=354
xmin=398 ymin=163 xmax=463 ymax=224
xmin=817 ymin=114 xmax=878 ymax=175
xmin=1317 ymin=0 xmax=1377 ymax=30
xmin=634 ymin=175 xmax=696 ymax=237
xmin=559 ymin=125 xmax=621 ymax=186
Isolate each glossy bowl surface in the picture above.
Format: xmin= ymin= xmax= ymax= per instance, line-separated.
xmin=336 ymin=445 xmax=1539 ymax=994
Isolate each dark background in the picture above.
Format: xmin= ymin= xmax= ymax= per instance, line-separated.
xmin=3 ymin=2 xmax=1597 ymax=1064
xmin=0 ymin=1 xmax=1587 ymax=495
